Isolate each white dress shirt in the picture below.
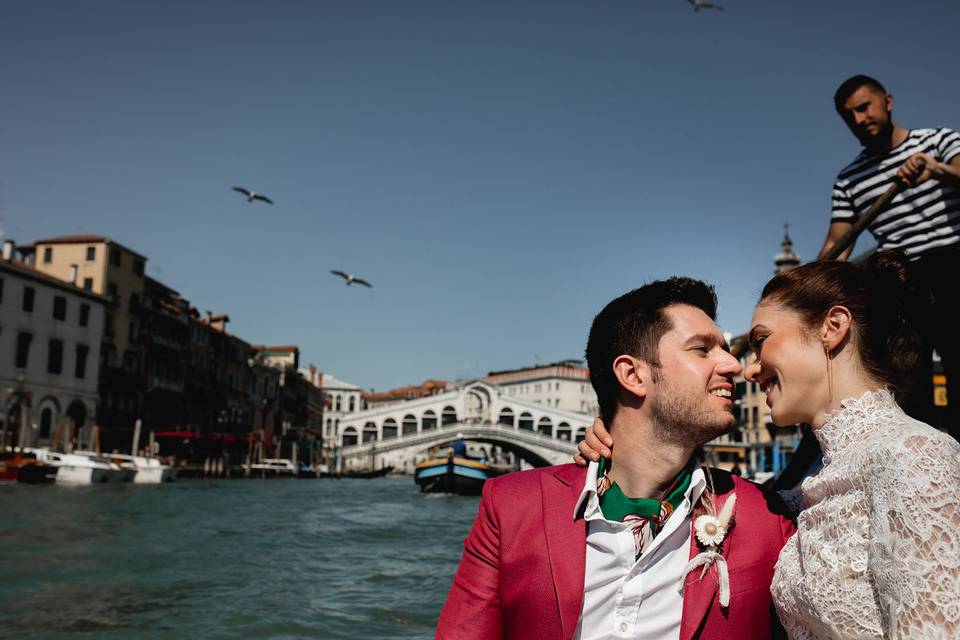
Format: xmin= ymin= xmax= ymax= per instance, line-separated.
xmin=573 ymin=461 xmax=706 ymax=640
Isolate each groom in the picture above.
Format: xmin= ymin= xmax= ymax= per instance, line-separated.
xmin=436 ymin=278 xmax=795 ymax=639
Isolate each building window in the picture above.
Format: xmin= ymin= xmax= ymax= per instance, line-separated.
xmin=15 ymin=332 xmax=33 ymax=368
xmin=342 ymin=426 xmax=358 ymax=446
xmin=47 ymin=339 xmax=64 ymax=374
xmin=43 ymin=247 xmax=53 ymax=263
xmin=86 ymin=246 xmax=96 ymax=261
xmin=82 ymin=277 xmax=93 ymax=290
xmin=441 ymin=406 xmax=458 ymax=425
xmin=133 ymin=259 xmax=144 ymax=277
xmin=75 ymin=344 xmax=89 ymax=379
xmin=22 ymin=286 xmax=35 ymax=312
xmin=105 ymin=313 xmax=114 ymax=335
xmin=538 ymin=417 xmax=553 ymax=437
xmin=110 ymin=248 xmax=121 ymax=266
xmin=335 ymin=395 xmax=342 ymax=411
xmin=40 ymin=407 xmax=53 ymax=439
xmin=53 ymin=295 xmax=67 ymax=320
xmin=518 ymin=412 xmax=533 ymax=430
xmin=348 ymin=396 xmax=355 ymax=412
xmin=107 ymin=282 xmax=118 ymax=302
xmin=79 ymin=303 xmax=90 ymax=327
xmin=381 ymin=420 xmax=397 ymax=440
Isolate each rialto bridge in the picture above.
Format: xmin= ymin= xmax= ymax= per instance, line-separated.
xmin=335 ymin=382 xmax=593 ymax=473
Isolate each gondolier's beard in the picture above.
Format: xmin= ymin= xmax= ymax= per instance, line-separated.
xmin=856 ymin=118 xmax=895 ymax=151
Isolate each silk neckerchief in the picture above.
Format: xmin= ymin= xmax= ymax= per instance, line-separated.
xmin=597 ymin=457 xmax=694 ymax=557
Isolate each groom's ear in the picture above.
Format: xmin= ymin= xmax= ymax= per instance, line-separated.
xmin=612 ymin=354 xmax=651 ymax=403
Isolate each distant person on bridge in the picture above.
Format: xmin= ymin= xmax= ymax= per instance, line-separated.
xmin=817 ymin=74 xmax=960 ymax=438
xmin=437 ymin=278 xmax=795 ymax=639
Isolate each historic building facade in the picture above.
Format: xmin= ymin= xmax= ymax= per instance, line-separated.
xmin=483 ymin=359 xmax=599 ymax=415
xmin=0 ymin=240 xmax=107 ymax=449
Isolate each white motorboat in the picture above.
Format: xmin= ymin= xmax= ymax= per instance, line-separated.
xmin=105 ymin=453 xmax=177 ymax=483
xmin=26 ymin=448 xmax=128 ymax=485
xmin=243 ymin=458 xmax=297 ymax=478
xmin=71 ymin=450 xmax=137 ymax=482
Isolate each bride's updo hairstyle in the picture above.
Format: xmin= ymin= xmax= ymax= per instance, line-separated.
xmin=758 ymin=252 xmax=924 ymax=401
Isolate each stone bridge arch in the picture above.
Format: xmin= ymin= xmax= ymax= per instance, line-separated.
xmin=333 ymin=380 xmax=593 ymax=472
xmin=338 ymin=422 xmax=585 ymax=473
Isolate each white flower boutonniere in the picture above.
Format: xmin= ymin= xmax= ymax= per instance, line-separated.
xmin=681 ymin=493 xmax=737 ymax=607
xmin=694 ymin=494 xmax=736 ymax=547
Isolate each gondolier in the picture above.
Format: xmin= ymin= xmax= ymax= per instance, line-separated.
xmin=817 ymin=74 xmax=960 ymax=439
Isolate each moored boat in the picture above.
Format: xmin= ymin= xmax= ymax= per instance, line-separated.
xmin=101 ymin=453 xmax=177 ymax=483
xmin=72 ymin=450 xmax=137 ymax=482
xmin=414 ymin=456 xmax=508 ymax=495
xmin=27 ymin=448 xmax=128 ymax=484
xmin=243 ymin=458 xmax=298 ymax=478
xmin=0 ymin=451 xmax=58 ymax=484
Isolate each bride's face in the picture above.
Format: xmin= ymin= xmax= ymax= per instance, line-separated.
xmin=745 ymin=302 xmax=829 ymax=427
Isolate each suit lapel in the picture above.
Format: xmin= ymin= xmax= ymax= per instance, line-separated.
xmin=541 ymin=466 xmax=588 ymax=640
xmin=679 ymin=487 xmax=734 ymax=640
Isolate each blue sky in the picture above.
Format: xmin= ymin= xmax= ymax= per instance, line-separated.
xmin=2 ymin=0 xmax=958 ymax=391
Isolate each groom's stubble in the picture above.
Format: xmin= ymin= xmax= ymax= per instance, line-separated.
xmin=650 ymin=366 xmax=734 ymax=448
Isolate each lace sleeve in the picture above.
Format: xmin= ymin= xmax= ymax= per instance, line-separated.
xmin=868 ymin=432 xmax=960 ymax=639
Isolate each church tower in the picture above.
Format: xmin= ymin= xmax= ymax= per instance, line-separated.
xmin=773 ymin=223 xmax=801 ymax=274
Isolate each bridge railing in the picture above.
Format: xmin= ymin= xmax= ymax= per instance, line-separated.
xmin=340 ymin=420 xmax=580 ymax=458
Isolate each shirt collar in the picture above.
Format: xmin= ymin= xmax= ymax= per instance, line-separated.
xmin=573 ymin=460 xmax=708 ymax=522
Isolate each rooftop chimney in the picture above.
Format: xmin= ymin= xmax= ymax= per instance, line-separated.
xmin=2 ymin=240 xmax=13 ymax=261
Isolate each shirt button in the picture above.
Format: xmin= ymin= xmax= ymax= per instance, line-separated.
xmin=619 ymin=622 xmax=628 ymax=633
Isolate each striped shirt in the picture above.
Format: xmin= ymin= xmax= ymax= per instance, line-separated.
xmin=832 ymin=127 xmax=960 ymax=259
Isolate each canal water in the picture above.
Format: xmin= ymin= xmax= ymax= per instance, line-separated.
xmin=1 ymin=476 xmax=479 ymax=639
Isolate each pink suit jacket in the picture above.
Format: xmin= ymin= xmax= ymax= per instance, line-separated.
xmin=437 ymin=463 xmax=795 ymax=640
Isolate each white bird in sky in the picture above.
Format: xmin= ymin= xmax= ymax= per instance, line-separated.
xmin=331 ymin=270 xmax=372 ymax=288
xmin=688 ymin=0 xmax=723 ymax=11
xmin=232 ymin=186 xmax=274 ymax=204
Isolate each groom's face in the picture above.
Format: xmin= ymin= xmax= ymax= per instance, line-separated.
xmin=647 ymin=304 xmax=741 ymax=447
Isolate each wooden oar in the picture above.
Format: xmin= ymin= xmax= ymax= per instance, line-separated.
xmin=821 ymin=158 xmax=924 ymax=260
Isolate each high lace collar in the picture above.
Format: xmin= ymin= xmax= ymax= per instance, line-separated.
xmin=813 ymin=388 xmax=900 ymax=456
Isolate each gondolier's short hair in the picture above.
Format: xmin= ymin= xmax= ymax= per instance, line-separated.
xmin=834 ymin=75 xmax=887 ymax=113
xmin=585 ymin=278 xmax=718 ymax=425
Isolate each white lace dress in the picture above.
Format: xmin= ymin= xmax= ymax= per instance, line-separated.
xmin=771 ymin=389 xmax=960 ymax=639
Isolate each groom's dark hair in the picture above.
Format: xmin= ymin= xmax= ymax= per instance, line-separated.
xmin=585 ymin=277 xmax=718 ymax=425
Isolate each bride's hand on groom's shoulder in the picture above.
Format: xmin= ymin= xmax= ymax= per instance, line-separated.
xmin=573 ymin=417 xmax=613 ymax=466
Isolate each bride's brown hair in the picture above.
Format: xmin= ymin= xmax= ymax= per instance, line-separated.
xmin=758 ymin=252 xmax=924 ymax=402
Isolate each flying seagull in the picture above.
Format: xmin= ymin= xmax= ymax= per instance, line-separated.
xmin=688 ymin=0 xmax=723 ymax=11
xmin=331 ymin=270 xmax=372 ymax=288
xmin=232 ymin=186 xmax=274 ymax=204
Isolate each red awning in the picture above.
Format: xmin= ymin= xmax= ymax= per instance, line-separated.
xmin=153 ymin=431 xmax=196 ymax=438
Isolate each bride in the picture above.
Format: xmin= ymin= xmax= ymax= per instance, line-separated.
xmin=577 ymin=253 xmax=960 ymax=639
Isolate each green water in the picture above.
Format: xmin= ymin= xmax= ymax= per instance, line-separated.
xmin=1 ymin=476 xmax=479 ymax=639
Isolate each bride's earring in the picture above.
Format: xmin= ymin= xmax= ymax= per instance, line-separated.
xmin=824 ymin=342 xmax=834 ymax=406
